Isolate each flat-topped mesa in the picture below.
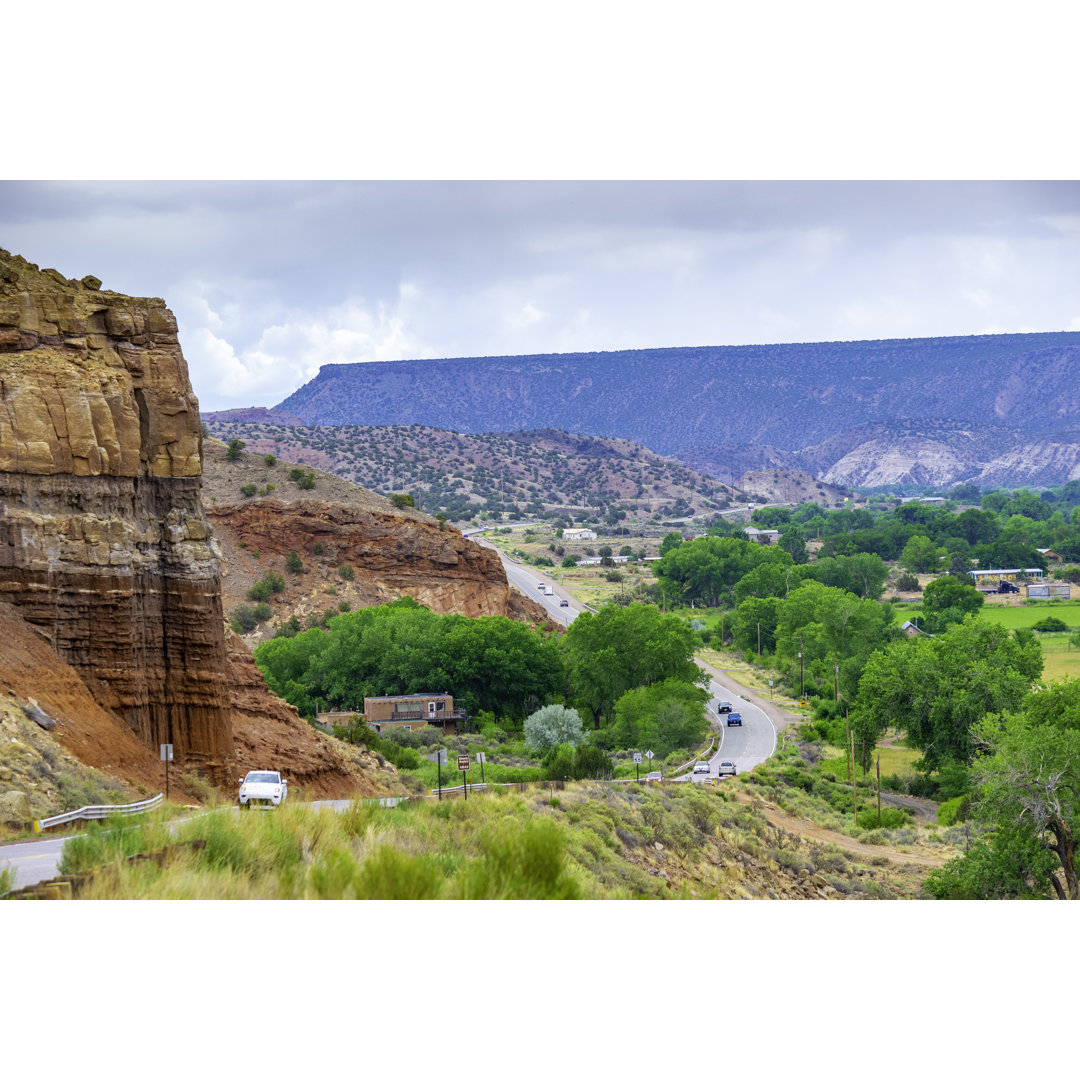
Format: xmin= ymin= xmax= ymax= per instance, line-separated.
xmin=0 ymin=250 xmax=234 ymax=782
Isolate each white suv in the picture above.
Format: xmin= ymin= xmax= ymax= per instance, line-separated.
xmin=717 ymin=761 xmax=737 ymax=777
xmin=238 ymin=770 xmax=288 ymax=809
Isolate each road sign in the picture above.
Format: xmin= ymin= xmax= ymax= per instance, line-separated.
xmin=633 ymin=752 xmax=643 ymax=764
xmin=457 ymin=754 xmax=471 ymax=771
xmin=159 ymin=744 xmax=173 ymax=762
xmin=645 ymin=750 xmax=654 ymax=760
xmin=437 ymin=749 xmax=448 ymax=766
xmin=476 ymin=752 xmax=486 ymax=764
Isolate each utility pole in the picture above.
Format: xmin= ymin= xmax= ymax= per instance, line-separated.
xmin=850 ymin=727 xmax=858 ymax=824
xmin=834 ymin=662 xmax=839 ymax=702
xmin=798 ymin=636 xmax=805 ymax=701
xmin=757 ymin=622 xmax=761 ymax=659
xmin=876 ymin=755 xmax=881 ymax=828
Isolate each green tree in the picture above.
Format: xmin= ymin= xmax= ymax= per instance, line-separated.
xmin=659 ymin=531 xmax=683 ymax=556
xmin=606 ymin=679 xmax=711 ymax=756
xmin=920 ymin=575 xmax=984 ymax=633
xmin=927 ymin=694 xmax=1080 ymax=899
xmin=225 ymin=438 xmax=245 ymax=461
xmin=852 ymin=617 xmax=1043 ymax=772
xmin=899 ymin=534 xmax=945 ymax=573
xmin=778 ymin=525 xmax=808 ymax=564
xmin=563 ymin=602 xmax=705 ymax=727
xmin=286 ymin=550 xmax=303 ymax=574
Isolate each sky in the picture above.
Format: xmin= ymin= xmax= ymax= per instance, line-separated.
xmin=2 ymin=179 xmax=1079 ymax=412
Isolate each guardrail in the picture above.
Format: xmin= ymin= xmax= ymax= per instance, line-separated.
xmin=34 ymin=793 xmax=164 ymax=833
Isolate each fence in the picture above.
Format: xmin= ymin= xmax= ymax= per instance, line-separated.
xmin=35 ymin=793 xmax=164 ymax=833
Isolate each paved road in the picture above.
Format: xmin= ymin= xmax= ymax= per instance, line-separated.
xmin=0 ymin=835 xmax=71 ymax=891
xmin=478 ymin=542 xmax=583 ymax=625
xmin=676 ymin=676 xmax=778 ymax=784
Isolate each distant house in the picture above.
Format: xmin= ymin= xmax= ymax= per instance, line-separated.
xmin=363 ymin=693 xmax=467 ymax=735
xmin=744 ymin=527 xmax=780 ymax=546
xmin=1037 ymin=548 xmax=1063 ymax=564
xmin=319 ymin=693 xmax=468 ymax=736
xmin=563 ymin=528 xmax=597 ymax=541
xmin=968 ymin=568 xmax=1044 ymax=590
xmin=900 ymin=620 xmax=926 ymax=637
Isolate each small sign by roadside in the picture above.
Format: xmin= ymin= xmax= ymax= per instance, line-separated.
xmin=457 ymin=754 xmax=471 ymax=771
xmin=437 ymin=749 xmax=448 ymax=766
xmin=644 ymin=750 xmax=654 ymax=760
xmin=633 ymin=752 xmax=643 ymax=764
xmin=476 ymin=752 xmax=486 ymax=764
xmin=160 ymin=744 xmax=173 ymax=762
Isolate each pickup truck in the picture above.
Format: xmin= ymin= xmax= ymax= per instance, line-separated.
xmin=726 ymin=712 xmax=742 ymax=727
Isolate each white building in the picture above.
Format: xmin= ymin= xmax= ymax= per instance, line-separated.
xmin=563 ymin=528 xmax=597 ymax=541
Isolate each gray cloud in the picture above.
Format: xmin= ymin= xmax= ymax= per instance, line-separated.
xmin=2 ymin=180 xmax=1078 ymax=411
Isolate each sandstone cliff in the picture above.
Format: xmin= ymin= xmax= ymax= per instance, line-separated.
xmin=0 ymin=251 xmax=398 ymax=799
xmin=0 ymin=250 xmax=236 ymax=783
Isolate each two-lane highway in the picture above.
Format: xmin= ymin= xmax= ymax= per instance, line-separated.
xmin=686 ymin=678 xmax=777 ymax=782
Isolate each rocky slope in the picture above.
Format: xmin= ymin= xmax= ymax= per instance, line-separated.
xmin=201 ymin=437 xmax=551 ymax=641
xmin=0 ymin=250 xmax=396 ymax=803
xmin=199 ymin=419 xmax=734 ymax=523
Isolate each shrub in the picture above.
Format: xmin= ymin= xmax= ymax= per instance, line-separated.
xmin=231 ymin=605 xmax=259 ymax=633
xmin=533 ymin=555 xmax=554 ymax=567
xmin=338 ymin=564 xmax=355 ymax=581
xmin=263 ymin=453 xmax=276 ymax=466
xmin=286 ymin=550 xmax=303 ymax=574
xmin=313 ymin=541 xmax=325 ymax=555
xmin=247 ymin=571 xmax=285 ymax=601
xmin=390 ymin=493 xmax=415 ymax=509
xmin=298 ymin=470 xmax=316 ymax=490
xmin=605 ymin=570 xmax=623 ymax=582
xmin=240 ymin=483 xmax=258 ymax=498
xmin=895 ymin=572 xmax=920 ymax=592
xmin=937 ymin=794 xmax=970 ymax=826
xmin=561 ymin=556 xmax=577 ymax=568
xmin=288 ymin=468 xmax=304 ymax=482
xmin=525 ymin=705 xmax=584 ymax=752
xmin=1032 ymin=616 xmax=1068 ymax=632
xmin=225 ymin=438 xmax=245 ymax=461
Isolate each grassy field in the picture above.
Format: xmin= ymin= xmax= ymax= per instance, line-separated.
xmin=892 ymin=599 xmax=1080 ymax=681
xmin=47 ymin=773 xmax=937 ymax=900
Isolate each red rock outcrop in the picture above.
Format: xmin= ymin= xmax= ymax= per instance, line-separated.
xmin=210 ymin=498 xmax=524 ymax=618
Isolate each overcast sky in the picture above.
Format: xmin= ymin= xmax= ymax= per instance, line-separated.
xmin=2 ymin=180 xmax=1078 ymax=413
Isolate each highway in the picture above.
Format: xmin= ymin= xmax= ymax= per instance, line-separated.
xmin=679 ymin=676 xmax=778 ymax=783
xmin=472 ymin=537 xmax=583 ymax=625
xmin=0 ymin=834 xmax=72 ymax=891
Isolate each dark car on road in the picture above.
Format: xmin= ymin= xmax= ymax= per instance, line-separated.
xmin=717 ymin=701 xmax=732 ymax=713
xmin=726 ymin=712 xmax=742 ymax=727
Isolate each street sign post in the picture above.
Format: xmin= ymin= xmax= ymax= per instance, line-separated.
xmin=436 ymin=748 xmax=448 ymax=800
xmin=160 ymin=744 xmax=173 ymax=800
xmin=476 ymin=751 xmax=486 ymax=784
xmin=458 ymin=754 xmax=470 ymax=800
xmin=633 ymin=751 xmax=642 ymax=782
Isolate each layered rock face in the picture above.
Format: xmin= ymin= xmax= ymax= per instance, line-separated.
xmin=210 ymin=498 xmax=526 ymax=618
xmin=0 ymin=250 xmax=234 ymax=781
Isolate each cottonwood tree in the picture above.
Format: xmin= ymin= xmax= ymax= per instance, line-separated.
xmin=852 ymin=616 xmax=1043 ymax=771
xmin=927 ymin=687 xmax=1080 ymax=899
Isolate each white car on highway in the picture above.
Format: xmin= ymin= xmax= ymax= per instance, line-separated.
xmin=692 ymin=761 xmax=710 ymax=775
xmin=238 ymin=770 xmax=288 ymax=809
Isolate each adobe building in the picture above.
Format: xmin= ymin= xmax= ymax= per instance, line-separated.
xmin=363 ymin=692 xmax=467 ymax=736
